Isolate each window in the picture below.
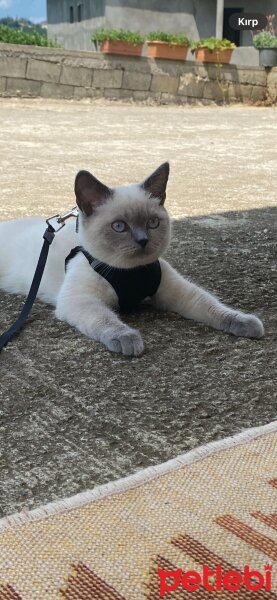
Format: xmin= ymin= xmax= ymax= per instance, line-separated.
xmin=77 ymin=3 xmax=83 ymax=22
xmin=69 ymin=5 xmax=74 ymax=23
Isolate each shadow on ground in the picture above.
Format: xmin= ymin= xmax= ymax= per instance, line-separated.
xmin=0 ymin=206 xmax=276 ymax=517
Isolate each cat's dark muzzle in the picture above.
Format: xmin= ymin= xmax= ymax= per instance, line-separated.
xmin=132 ymin=228 xmax=149 ymax=249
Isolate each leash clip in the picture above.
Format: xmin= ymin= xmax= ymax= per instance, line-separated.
xmin=46 ymin=207 xmax=78 ymax=232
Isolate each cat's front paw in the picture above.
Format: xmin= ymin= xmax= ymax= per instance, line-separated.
xmin=102 ymin=326 xmax=144 ymax=356
xmin=227 ymin=312 xmax=264 ymax=339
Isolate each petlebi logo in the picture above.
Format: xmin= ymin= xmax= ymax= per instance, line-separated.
xmin=158 ymin=563 xmax=273 ymax=596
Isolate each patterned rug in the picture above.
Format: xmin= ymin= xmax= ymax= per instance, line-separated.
xmin=0 ymin=422 xmax=276 ymax=600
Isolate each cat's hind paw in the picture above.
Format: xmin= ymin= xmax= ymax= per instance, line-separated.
xmin=227 ymin=312 xmax=264 ymax=339
xmin=102 ymin=326 xmax=144 ymax=356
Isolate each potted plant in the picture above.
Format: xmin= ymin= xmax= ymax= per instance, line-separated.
xmin=146 ymin=32 xmax=191 ymax=60
xmin=253 ymin=15 xmax=277 ymax=67
xmin=191 ymin=37 xmax=235 ymax=64
xmin=92 ymin=29 xmax=144 ymax=57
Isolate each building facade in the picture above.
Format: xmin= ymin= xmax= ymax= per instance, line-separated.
xmin=47 ymin=0 xmax=277 ymax=53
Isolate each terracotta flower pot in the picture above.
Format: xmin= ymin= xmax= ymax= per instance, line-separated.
xmin=147 ymin=41 xmax=189 ymax=60
xmin=100 ymin=40 xmax=143 ymax=57
xmin=195 ymin=47 xmax=233 ymax=64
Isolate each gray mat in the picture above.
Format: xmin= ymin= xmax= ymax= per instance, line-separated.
xmin=0 ymin=207 xmax=276 ymax=518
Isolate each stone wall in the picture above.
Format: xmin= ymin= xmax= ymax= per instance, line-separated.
xmin=0 ymin=43 xmax=276 ymax=105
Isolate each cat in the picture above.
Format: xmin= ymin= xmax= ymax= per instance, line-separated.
xmin=0 ymin=162 xmax=264 ymax=356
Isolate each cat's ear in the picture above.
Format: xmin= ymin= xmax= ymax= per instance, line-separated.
xmin=75 ymin=170 xmax=112 ymax=216
xmin=142 ymin=162 xmax=170 ymax=205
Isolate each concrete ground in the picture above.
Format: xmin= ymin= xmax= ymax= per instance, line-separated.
xmin=0 ymin=98 xmax=276 ymax=518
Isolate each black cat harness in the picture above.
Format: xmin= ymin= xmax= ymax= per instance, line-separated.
xmin=65 ymin=246 xmax=161 ymax=313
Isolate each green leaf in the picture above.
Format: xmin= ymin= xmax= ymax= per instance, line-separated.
xmin=0 ymin=24 xmax=59 ymax=46
xmin=253 ymin=31 xmax=277 ymax=48
xmin=146 ymin=31 xmax=191 ymax=46
xmin=191 ymin=37 xmax=236 ymax=51
xmin=91 ymin=29 xmax=144 ymax=44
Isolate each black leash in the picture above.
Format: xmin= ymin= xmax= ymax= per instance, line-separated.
xmin=0 ymin=208 xmax=78 ymax=352
xmin=0 ymin=224 xmax=55 ymax=352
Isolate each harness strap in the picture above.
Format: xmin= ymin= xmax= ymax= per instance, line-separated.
xmin=0 ymin=225 xmax=55 ymax=352
xmin=65 ymin=245 xmax=91 ymax=269
xmin=65 ymin=246 xmax=161 ymax=313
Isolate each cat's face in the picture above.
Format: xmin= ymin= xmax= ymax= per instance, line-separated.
xmin=75 ymin=163 xmax=171 ymax=268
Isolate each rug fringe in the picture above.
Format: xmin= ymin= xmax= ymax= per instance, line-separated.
xmin=1 ymin=420 xmax=276 ymax=532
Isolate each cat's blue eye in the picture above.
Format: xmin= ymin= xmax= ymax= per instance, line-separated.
xmin=147 ymin=217 xmax=160 ymax=229
xmin=111 ymin=220 xmax=126 ymax=233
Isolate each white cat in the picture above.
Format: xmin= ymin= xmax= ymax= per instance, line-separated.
xmin=0 ymin=163 xmax=264 ymax=356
